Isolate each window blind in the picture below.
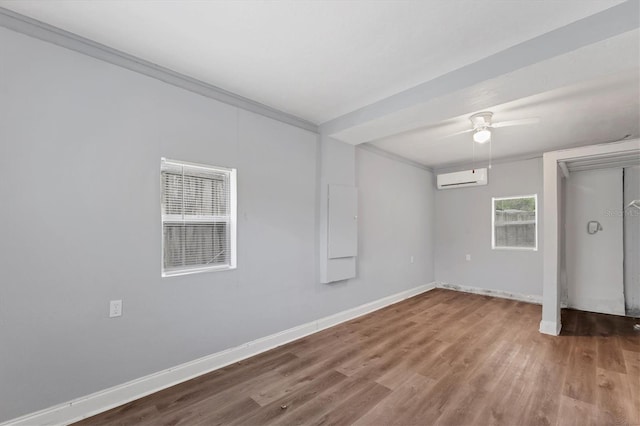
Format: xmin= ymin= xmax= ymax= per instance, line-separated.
xmin=161 ymin=159 xmax=234 ymax=275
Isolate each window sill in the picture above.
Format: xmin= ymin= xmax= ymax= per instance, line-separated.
xmin=162 ymin=264 xmax=236 ymax=278
xmin=492 ymin=246 xmax=538 ymax=251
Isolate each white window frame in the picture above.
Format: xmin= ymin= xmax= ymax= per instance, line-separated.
xmin=161 ymin=158 xmax=237 ymax=277
xmin=491 ymin=194 xmax=538 ymax=251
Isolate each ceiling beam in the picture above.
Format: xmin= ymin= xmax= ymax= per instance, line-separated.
xmin=319 ymin=0 xmax=640 ymax=141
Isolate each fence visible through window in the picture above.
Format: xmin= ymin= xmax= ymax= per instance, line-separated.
xmin=492 ymin=195 xmax=537 ymax=250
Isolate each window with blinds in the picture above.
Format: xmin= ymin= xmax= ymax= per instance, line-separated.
xmin=161 ymin=158 xmax=237 ymax=276
xmin=492 ymin=194 xmax=538 ymax=250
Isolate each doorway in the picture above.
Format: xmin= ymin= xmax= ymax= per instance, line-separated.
xmin=565 ymin=168 xmax=625 ymax=315
xmin=540 ymin=139 xmax=640 ymax=335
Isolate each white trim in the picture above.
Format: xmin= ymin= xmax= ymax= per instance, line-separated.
xmin=491 ymin=194 xmax=538 ymax=251
xmin=2 ymin=283 xmax=436 ymax=426
xmin=160 ymin=158 xmax=237 ymax=277
xmin=436 ymin=282 xmax=542 ymax=305
xmin=0 ymin=8 xmax=318 ymax=133
xmin=539 ymin=320 xmax=562 ymax=336
xmin=559 ymin=161 xmax=570 ymax=179
xmin=541 ymin=139 xmax=640 ymax=336
xmin=161 ymin=264 xmax=235 ymax=278
xmin=229 ymin=168 xmax=237 ymax=269
xmin=161 ymin=157 xmax=235 ymax=173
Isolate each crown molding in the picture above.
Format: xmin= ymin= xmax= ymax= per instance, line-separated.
xmin=0 ymin=7 xmax=319 ymax=134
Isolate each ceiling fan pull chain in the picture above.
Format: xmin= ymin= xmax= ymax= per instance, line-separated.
xmin=472 ymin=137 xmax=476 ymax=171
xmin=489 ymin=138 xmax=492 ymax=169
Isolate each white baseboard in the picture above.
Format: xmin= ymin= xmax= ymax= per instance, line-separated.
xmin=436 ymin=282 xmax=542 ymax=305
xmin=2 ymin=282 xmax=436 ymax=426
xmin=539 ymin=320 xmax=562 ymax=336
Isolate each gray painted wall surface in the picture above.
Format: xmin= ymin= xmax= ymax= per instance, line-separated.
xmin=624 ymin=166 xmax=640 ymax=315
xmin=435 ymin=158 xmax=544 ymax=298
xmin=0 ymin=27 xmax=435 ymax=421
xmin=352 ymin=148 xmax=435 ymax=300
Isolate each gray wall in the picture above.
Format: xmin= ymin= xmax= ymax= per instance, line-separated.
xmin=434 ymin=158 xmax=544 ymax=298
xmin=0 ymin=26 xmax=435 ymax=421
xmin=352 ymin=148 xmax=435 ymax=300
xmin=624 ymin=166 xmax=640 ymax=315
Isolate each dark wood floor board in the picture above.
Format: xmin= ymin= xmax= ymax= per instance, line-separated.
xmin=516 ymin=353 xmax=565 ymax=426
xmin=341 ymin=327 xmax=439 ymax=385
xmin=473 ymin=350 xmax=538 ymax=425
xmin=620 ymin=333 xmax=640 ymax=353
xmin=352 ymin=373 xmax=438 ymax=426
xmin=562 ymin=341 xmax=597 ymax=404
xmin=288 ymin=310 xmax=417 ymax=360
xmin=555 ymin=395 xmax=599 ymax=426
xmin=374 ymin=335 xmax=451 ymax=391
xmin=230 ymin=369 xmax=348 ymax=426
xmin=76 ymin=289 xmax=640 ymax=426
xmin=335 ymin=319 xmax=424 ymax=377
xmin=417 ymin=301 xmax=512 ymax=382
xmin=621 ymin=350 xmax=640 ymax=424
xmin=464 ymin=337 xmax=522 ymax=394
xmin=162 ymin=368 xmax=282 ymax=422
xmin=408 ymin=293 xmax=491 ymax=331
xmin=268 ymin=376 xmax=378 ymax=426
xmin=283 ymin=322 xmax=421 ymax=384
xmin=597 ymin=336 xmax=628 ymax=374
xmin=309 ymin=381 xmax=390 ymax=426
xmin=432 ymin=383 xmax=492 ymax=426
xmin=176 ymin=397 xmax=260 ymax=426
xmin=596 ymin=367 xmax=638 ymax=425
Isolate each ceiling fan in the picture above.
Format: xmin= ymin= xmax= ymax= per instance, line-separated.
xmin=447 ymin=111 xmax=540 ymax=143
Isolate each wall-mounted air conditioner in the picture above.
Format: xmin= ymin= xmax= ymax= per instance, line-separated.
xmin=437 ymin=168 xmax=488 ymax=189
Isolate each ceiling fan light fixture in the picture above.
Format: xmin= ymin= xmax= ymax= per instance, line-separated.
xmin=473 ymin=128 xmax=491 ymax=143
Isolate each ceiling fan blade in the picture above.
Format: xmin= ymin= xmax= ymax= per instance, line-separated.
xmin=442 ymin=128 xmax=474 ymax=138
xmin=491 ymin=118 xmax=540 ymax=128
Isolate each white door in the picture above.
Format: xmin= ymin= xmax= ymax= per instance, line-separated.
xmin=565 ymin=168 xmax=625 ymax=315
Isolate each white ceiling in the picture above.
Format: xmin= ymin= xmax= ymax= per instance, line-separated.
xmin=0 ymin=0 xmax=626 ymax=124
xmin=0 ymin=0 xmax=637 ymax=169
xmin=370 ymin=68 xmax=640 ymax=169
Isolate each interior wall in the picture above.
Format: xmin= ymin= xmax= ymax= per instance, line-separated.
xmin=351 ymin=148 xmax=435 ymax=300
xmin=624 ymin=165 xmax=640 ymax=315
xmin=435 ymin=157 xmax=544 ymax=299
xmin=0 ymin=26 xmax=435 ymax=421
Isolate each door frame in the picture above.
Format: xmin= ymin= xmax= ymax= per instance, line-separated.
xmin=541 ymin=138 xmax=640 ymax=335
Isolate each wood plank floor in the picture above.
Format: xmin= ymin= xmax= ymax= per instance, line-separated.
xmin=76 ymin=289 xmax=640 ymax=426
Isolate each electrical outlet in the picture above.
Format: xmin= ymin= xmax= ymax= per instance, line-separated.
xmin=466 ymin=254 xmax=471 ymax=261
xmin=109 ymin=300 xmax=122 ymax=318
xmin=410 ymin=256 xmax=414 ymax=264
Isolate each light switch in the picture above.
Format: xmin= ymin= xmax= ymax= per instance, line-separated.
xmin=466 ymin=254 xmax=471 ymax=261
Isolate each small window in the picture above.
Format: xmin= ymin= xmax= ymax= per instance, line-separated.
xmin=492 ymin=194 xmax=537 ymax=250
xmin=161 ymin=158 xmax=236 ymax=276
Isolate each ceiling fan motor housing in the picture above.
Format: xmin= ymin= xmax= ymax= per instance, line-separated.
xmin=470 ymin=111 xmax=494 ymax=129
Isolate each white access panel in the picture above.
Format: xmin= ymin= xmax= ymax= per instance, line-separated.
xmin=328 ymin=184 xmax=358 ymax=259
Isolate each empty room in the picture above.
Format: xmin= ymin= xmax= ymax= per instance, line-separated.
xmin=1 ymin=1 xmax=640 ymax=425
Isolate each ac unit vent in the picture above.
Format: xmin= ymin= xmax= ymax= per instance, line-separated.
xmin=437 ymin=168 xmax=488 ymax=189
